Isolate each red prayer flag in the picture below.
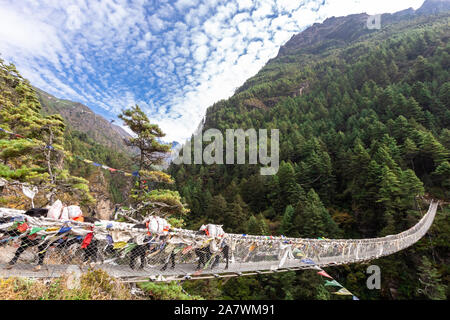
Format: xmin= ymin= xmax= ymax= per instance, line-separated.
xmin=317 ymin=270 xmax=333 ymax=279
xmin=81 ymin=232 xmax=93 ymax=249
xmin=17 ymin=222 xmax=29 ymax=233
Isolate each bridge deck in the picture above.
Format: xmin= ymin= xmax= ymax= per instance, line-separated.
xmin=0 ymin=255 xmax=374 ymax=282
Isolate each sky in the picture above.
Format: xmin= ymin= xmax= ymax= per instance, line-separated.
xmin=0 ymin=0 xmax=425 ymax=143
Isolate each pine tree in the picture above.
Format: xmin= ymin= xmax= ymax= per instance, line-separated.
xmin=417 ymin=256 xmax=447 ymax=300
xmin=0 ymin=58 xmax=93 ymax=206
xmin=119 ymin=105 xmax=171 ymax=170
xmin=279 ymin=204 xmax=294 ymax=236
xmin=205 ymin=194 xmax=228 ymax=224
xmin=119 ymin=105 xmax=187 ymax=221
xmin=293 ymin=189 xmax=340 ymax=238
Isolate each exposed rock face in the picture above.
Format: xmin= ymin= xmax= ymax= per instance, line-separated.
xmin=416 ymin=0 xmax=450 ymax=15
xmin=93 ymin=197 xmax=114 ymax=220
xmin=276 ymin=0 xmax=450 ymax=58
xmin=0 ymin=175 xmax=114 ymax=220
xmin=0 ymin=178 xmax=46 ymax=210
xmin=276 ymin=13 xmax=371 ymax=58
xmin=84 ymin=171 xmax=114 ymax=220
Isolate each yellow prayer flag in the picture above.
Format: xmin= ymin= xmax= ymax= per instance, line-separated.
xmin=113 ymin=241 xmax=128 ymax=249
xmin=45 ymin=227 xmax=60 ymax=232
xmin=332 ymin=288 xmax=353 ymax=296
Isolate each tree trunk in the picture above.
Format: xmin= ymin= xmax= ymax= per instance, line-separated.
xmin=46 ymin=127 xmax=54 ymax=184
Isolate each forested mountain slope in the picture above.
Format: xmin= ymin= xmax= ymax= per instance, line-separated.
xmin=0 ymin=58 xmax=134 ymax=215
xmin=171 ymin=1 xmax=449 ymax=300
xmin=35 ymin=87 xmax=132 ymax=154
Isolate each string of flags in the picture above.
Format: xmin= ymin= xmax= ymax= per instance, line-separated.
xmin=73 ymin=155 xmax=140 ymax=177
xmin=0 ymin=126 xmax=140 ymax=178
xmin=312 ymin=258 xmax=360 ymax=300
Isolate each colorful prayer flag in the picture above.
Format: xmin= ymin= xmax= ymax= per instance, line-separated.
xmin=300 ymin=258 xmax=315 ymax=265
xmin=58 ymin=226 xmax=72 ymax=234
xmin=29 ymin=227 xmax=45 ymax=235
xmin=317 ymin=270 xmax=333 ymax=279
xmin=81 ymin=232 xmax=93 ymax=249
xmin=17 ymin=222 xmax=29 ymax=233
xmin=113 ymin=241 xmax=128 ymax=249
xmin=324 ymin=280 xmax=343 ymax=288
xmin=332 ymin=288 xmax=353 ymax=296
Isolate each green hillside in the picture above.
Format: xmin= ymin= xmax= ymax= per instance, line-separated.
xmin=170 ymin=6 xmax=450 ymax=300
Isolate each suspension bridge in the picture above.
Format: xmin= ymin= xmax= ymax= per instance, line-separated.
xmin=0 ymin=200 xmax=439 ymax=283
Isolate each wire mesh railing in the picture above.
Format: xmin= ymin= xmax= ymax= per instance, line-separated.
xmin=0 ymin=200 xmax=439 ymax=282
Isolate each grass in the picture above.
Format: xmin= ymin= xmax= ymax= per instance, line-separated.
xmin=0 ymin=269 xmax=134 ymax=300
xmin=0 ymin=269 xmax=207 ymax=300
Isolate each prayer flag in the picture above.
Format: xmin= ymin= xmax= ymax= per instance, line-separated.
xmin=17 ymin=222 xmax=29 ymax=233
xmin=113 ymin=241 xmax=128 ymax=249
xmin=324 ymin=280 xmax=343 ymax=287
xmin=317 ymin=270 xmax=333 ymax=279
xmin=293 ymin=248 xmax=304 ymax=257
xmin=124 ymin=243 xmax=137 ymax=254
xmin=301 ymin=258 xmax=315 ymax=265
xmin=58 ymin=226 xmax=72 ymax=234
xmin=29 ymin=227 xmax=45 ymax=235
xmin=332 ymin=288 xmax=353 ymax=296
xmin=182 ymin=245 xmax=192 ymax=255
xmin=81 ymin=232 xmax=93 ymax=249
xmin=45 ymin=227 xmax=60 ymax=232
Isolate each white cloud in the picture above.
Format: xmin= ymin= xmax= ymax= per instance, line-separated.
xmin=148 ymin=14 xmax=166 ymax=32
xmin=174 ymin=0 xmax=197 ymax=11
xmin=0 ymin=0 xmax=426 ymax=143
xmin=237 ymin=0 xmax=254 ymax=11
xmin=193 ymin=45 xmax=209 ymax=63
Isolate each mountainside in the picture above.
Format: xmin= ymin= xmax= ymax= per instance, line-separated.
xmin=276 ymin=0 xmax=450 ymax=59
xmin=171 ymin=0 xmax=449 ymax=300
xmin=34 ymin=87 xmax=132 ymax=153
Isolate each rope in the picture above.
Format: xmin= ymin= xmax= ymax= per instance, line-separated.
xmin=0 ymin=126 xmax=142 ymax=177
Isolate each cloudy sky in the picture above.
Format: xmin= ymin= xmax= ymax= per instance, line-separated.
xmin=0 ymin=0 xmax=425 ymax=142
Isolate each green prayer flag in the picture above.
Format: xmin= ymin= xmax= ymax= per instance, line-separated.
xmin=29 ymin=227 xmax=45 ymax=235
xmin=123 ymin=243 xmax=137 ymax=254
xmin=324 ymin=280 xmax=343 ymax=287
